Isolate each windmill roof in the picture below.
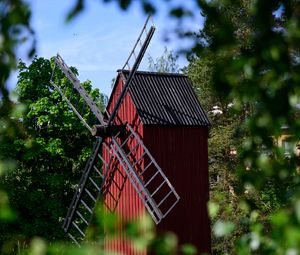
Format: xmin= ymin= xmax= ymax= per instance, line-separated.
xmin=112 ymin=70 xmax=210 ymax=126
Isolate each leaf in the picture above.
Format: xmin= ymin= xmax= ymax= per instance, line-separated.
xmin=213 ymin=220 xmax=235 ymax=237
xmin=142 ymin=1 xmax=156 ymax=14
xmin=0 ymin=191 xmax=17 ymax=221
xmin=181 ymin=244 xmax=197 ymax=255
xmin=29 ymin=237 xmax=47 ymax=255
xmin=170 ymin=7 xmax=193 ymax=18
xmin=66 ymin=0 xmax=84 ymax=22
xmin=208 ymin=201 xmax=219 ymax=218
xmin=119 ymin=0 xmax=132 ymax=10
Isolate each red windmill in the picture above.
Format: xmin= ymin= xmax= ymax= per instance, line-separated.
xmin=50 ymin=16 xmax=211 ymax=254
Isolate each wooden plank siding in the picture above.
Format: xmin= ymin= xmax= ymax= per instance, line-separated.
xmin=144 ymin=126 xmax=211 ymax=254
xmin=104 ymin=75 xmax=147 ymax=255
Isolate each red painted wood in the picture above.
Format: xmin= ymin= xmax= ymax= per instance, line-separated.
xmin=104 ymin=75 xmax=147 ymax=255
xmin=143 ymin=126 xmax=211 ymax=254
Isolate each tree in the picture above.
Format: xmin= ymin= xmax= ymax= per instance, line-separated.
xmin=186 ymin=3 xmax=253 ymax=251
xmin=185 ymin=1 xmax=300 ymax=253
xmin=147 ymin=47 xmax=180 ymax=73
xmin=188 ymin=52 xmax=248 ymax=253
xmin=0 ymin=1 xmax=36 ymax=240
xmin=193 ymin=0 xmax=300 ymax=253
xmin=0 ymin=56 xmax=104 ymax=251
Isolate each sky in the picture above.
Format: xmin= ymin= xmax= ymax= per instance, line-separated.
xmin=10 ymin=0 xmax=204 ymax=97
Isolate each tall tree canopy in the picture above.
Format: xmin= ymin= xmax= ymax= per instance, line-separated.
xmin=192 ymin=0 xmax=300 ymax=254
xmin=0 ymin=56 xmax=104 ymax=250
xmin=186 ymin=3 xmax=254 ymax=250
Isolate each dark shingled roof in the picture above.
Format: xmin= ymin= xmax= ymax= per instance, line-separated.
xmin=121 ymin=70 xmax=210 ymax=126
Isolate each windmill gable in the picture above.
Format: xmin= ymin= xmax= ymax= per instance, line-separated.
xmin=108 ymin=71 xmax=210 ymax=126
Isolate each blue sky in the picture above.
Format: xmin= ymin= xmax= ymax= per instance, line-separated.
xmin=11 ymin=0 xmax=203 ymax=97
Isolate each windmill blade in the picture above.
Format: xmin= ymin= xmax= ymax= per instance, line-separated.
xmin=50 ymin=80 xmax=93 ymax=132
xmin=51 ymin=54 xmax=106 ymax=133
xmin=62 ymin=139 xmax=114 ymax=245
xmin=110 ymin=123 xmax=180 ymax=224
xmin=108 ymin=16 xmax=155 ymax=125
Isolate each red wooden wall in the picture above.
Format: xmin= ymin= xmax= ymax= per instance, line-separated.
xmin=144 ymin=126 xmax=211 ymax=254
xmin=104 ymin=75 xmax=147 ymax=255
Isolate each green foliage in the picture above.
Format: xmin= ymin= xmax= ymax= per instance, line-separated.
xmin=0 ymin=0 xmax=35 ymax=100
xmin=188 ymin=47 xmax=248 ymax=253
xmin=193 ymin=0 xmax=300 ymax=253
xmin=181 ymin=244 xmax=197 ymax=255
xmin=0 ymin=56 xmax=104 ymax=252
xmin=0 ymin=1 xmax=36 ymax=253
xmin=186 ymin=1 xmax=300 ymax=253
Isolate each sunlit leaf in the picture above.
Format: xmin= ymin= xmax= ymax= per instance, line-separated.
xmin=29 ymin=237 xmax=47 ymax=255
xmin=213 ymin=220 xmax=235 ymax=237
xmin=181 ymin=244 xmax=197 ymax=255
xmin=208 ymin=201 xmax=219 ymax=218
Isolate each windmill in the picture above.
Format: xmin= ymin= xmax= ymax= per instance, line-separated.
xmin=50 ymin=16 xmax=181 ymax=246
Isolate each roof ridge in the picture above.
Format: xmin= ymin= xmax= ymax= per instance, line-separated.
xmin=118 ymin=69 xmax=187 ymax=77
